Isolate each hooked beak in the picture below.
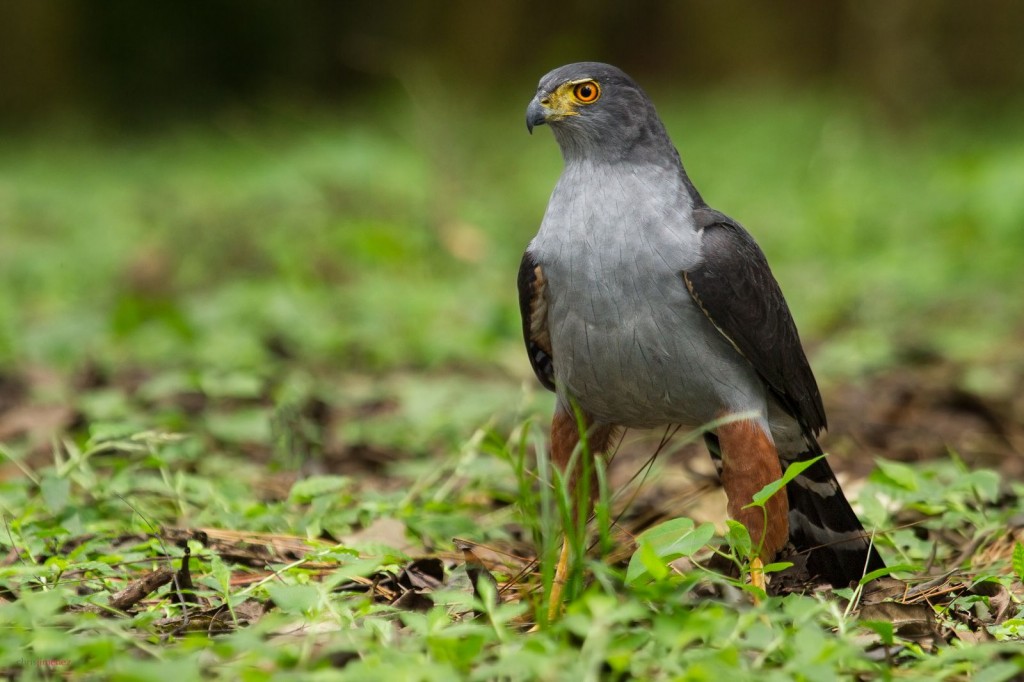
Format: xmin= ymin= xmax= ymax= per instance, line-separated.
xmin=526 ymin=97 xmax=548 ymax=134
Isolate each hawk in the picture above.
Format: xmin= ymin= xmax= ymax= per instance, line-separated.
xmin=518 ymin=62 xmax=884 ymax=613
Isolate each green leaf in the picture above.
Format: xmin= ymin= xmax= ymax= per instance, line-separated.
xmin=1013 ymin=543 xmax=1024 ymax=582
xmin=626 ymin=517 xmax=715 ymax=585
xmin=961 ymin=469 xmax=1000 ymax=503
xmin=40 ymin=474 xmax=71 ymax=513
xmin=199 ymin=371 xmax=264 ymax=399
xmin=861 ymin=620 xmax=894 ymax=647
xmin=974 ymin=662 xmax=1024 ymax=682
xmin=265 ymin=583 xmax=320 ymax=616
xmin=725 ymin=520 xmax=751 ymax=558
xmin=209 ymin=554 xmax=232 ymax=593
xmin=660 ymin=522 xmax=716 ymax=558
xmin=860 ymin=563 xmax=919 ymax=585
xmin=323 ymin=557 xmax=388 ymax=589
xmin=626 ymin=538 xmax=667 ymax=586
xmin=204 ymin=408 xmax=272 ymax=445
xmin=870 ymin=459 xmax=919 ymax=492
xmin=635 ymin=517 xmax=695 ymax=546
xmin=288 ymin=475 xmax=352 ymax=502
xmin=748 ymin=454 xmax=827 ymax=508
xmin=636 ymin=539 xmax=670 ymax=583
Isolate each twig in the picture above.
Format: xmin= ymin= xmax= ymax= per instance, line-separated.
xmin=108 ymin=568 xmax=175 ymax=611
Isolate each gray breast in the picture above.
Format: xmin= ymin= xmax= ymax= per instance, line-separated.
xmin=530 ymin=161 xmax=769 ymax=429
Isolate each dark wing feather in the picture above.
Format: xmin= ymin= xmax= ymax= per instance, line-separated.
xmin=683 ymin=208 xmax=827 ymax=435
xmin=517 ymin=250 xmax=555 ymax=392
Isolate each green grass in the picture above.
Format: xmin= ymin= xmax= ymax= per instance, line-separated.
xmin=2 ymin=423 xmax=1023 ymax=679
xmin=1 ymin=92 xmax=1023 ymax=679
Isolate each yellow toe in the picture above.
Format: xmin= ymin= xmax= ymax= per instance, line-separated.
xmin=750 ymin=556 xmax=766 ymax=603
xmin=547 ymin=540 xmax=572 ymax=622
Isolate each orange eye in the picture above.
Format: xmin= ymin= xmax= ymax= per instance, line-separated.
xmin=573 ymin=81 xmax=600 ymax=103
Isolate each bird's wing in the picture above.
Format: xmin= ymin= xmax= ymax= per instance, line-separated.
xmin=682 ymin=208 xmax=827 ymax=435
xmin=518 ymin=249 xmax=555 ymax=392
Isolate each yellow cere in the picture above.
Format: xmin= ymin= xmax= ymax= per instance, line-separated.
xmin=541 ymin=79 xmax=600 ymax=119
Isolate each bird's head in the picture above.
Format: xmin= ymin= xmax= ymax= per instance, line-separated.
xmin=526 ymin=62 xmax=669 ymax=162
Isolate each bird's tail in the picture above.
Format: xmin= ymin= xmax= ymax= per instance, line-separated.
xmin=783 ymin=449 xmax=885 ymax=586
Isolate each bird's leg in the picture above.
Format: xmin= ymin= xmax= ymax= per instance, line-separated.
xmin=547 ymin=403 xmax=613 ymax=621
xmin=716 ymin=418 xmax=789 ymax=594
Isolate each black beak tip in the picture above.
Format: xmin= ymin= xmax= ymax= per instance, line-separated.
xmin=526 ymin=99 xmax=547 ymax=135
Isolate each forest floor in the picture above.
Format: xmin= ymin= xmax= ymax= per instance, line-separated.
xmin=1 ymin=96 xmax=1023 ymax=679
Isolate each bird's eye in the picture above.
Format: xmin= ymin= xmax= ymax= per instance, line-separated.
xmin=573 ymin=81 xmax=600 ymax=104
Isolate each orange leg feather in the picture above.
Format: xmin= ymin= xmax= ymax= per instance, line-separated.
xmin=547 ymin=404 xmax=614 ymax=620
xmin=717 ymin=417 xmax=789 ymax=592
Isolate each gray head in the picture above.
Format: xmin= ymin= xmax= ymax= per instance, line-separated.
xmin=526 ymin=62 xmax=676 ymax=165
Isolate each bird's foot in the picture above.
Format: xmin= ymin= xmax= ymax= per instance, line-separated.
xmin=547 ymin=540 xmax=572 ymax=622
xmin=749 ymin=557 xmax=766 ymax=603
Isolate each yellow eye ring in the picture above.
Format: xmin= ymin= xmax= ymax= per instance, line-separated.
xmin=573 ymin=81 xmax=600 ymax=104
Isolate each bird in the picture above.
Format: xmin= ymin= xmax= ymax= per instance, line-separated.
xmin=518 ymin=62 xmax=884 ymax=615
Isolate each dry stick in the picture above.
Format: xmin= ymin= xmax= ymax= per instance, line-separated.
xmin=901 ymin=532 xmax=994 ymax=601
xmin=454 ymin=539 xmax=500 ymax=613
xmin=108 ymin=567 xmax=175 ymax=611
xmin=115 ymin=493 xmax=196 ymax=632
xmin=450 ymin=538 xmax=537 ymax=600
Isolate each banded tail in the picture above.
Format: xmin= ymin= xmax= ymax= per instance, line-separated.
xmin=784 ymin=450 xmax=885 ymax=586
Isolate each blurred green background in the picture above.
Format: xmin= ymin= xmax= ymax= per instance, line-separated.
xmin=1 ymin=1 xmax=1022 ymax=455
